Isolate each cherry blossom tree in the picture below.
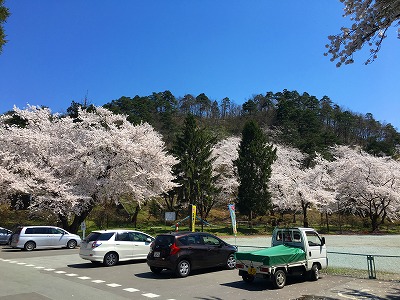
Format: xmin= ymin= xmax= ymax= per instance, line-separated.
xmin=211 ymin=136 xmax=240 ymax=203
xmin=330 ymin=145 xmax=400 ymax=231
xmin=269 ymin=145 xmax=337 ymax=227
xmin=325 ymin=0 xmax=400 ymax=66
xmin=0 ymin=106 xmax=177 ymax=232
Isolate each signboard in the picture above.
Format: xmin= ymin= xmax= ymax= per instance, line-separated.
xmin=165 ymin=212 xmax=176 ymax=221
xmin=191 ymin=205 xmax=196 ymax=232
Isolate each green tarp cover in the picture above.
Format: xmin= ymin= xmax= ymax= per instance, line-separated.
xmin=235 ymin=244 xmax=306 ymax=266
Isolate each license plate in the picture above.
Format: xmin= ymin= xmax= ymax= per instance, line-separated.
xmin=248 ymin=266 xmax=257 ymax=275
xmin=154 ymin=251 xmax=160 ymax=258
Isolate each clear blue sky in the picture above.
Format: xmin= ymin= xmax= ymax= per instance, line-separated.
xmin=1 ymin=1 xmax=399 ymax=128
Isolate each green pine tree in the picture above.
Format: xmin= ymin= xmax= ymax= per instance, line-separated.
xmin=234 ymin=120 xmax=277 ymax=225
xmin=172 ymin=114 xmax=217 ymax=230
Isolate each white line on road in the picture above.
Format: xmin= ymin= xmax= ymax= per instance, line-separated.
xmin=91 ymin=280 xmax=105 ymax=283
xmin=78 ymin=276 xmax=91 ymax=280
xmin=65 ymin=273 xmax=78 ymax=277
xmin=142 ymin=293 xmax=160 ymax=298
xmin=123 ymin=288 xmax=140 ymax=292
xmin=107 ymin=283 xmax=122 ymax=287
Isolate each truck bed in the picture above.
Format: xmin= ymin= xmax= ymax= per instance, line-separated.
xmin=235 ymin=244 xmax=306 ymax=266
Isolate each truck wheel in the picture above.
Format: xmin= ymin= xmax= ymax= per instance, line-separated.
xmin=242 ymin=273 xmax=255 ymax=283
xmin=272 ymin=270 xmax=286 ymax=289
xmin=309 ymin=264 xmax=319 ymax=281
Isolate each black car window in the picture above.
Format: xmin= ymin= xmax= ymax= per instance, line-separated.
xmin=203 ymin=235 xmax=221 ymax=246
xmin=187 ymin=236 xmax=196 ymax=245
xmin=116 ymin=232 xmax=131 ymax=241
xmin=85 ymin=232 xmax=114 ymax=242
xmin=155 ymin=235 xmax=174 ymax=247
xmin=130 ymin=232 xmax=150 ymax=242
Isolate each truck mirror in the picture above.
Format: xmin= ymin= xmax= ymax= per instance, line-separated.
xmin=321 ymin=237 xmax=325 ymax=246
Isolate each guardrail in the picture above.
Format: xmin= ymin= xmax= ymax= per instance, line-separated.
xmin=327 ymin=251 xmax=400 ymax=279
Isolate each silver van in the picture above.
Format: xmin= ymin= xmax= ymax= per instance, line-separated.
xmin=10 ymin=226 xmax=81 ymax=251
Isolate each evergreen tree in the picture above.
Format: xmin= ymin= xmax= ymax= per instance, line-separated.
xmin=172 ymin=114 xmax=217 ymax=229
xmin=234 ymin=120 xmax=277 ymax=224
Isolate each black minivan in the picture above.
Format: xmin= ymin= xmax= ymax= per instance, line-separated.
xmin=147 ymin=231 xmax=237 ymax=277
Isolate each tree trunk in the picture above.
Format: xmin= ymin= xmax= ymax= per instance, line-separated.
xmin=325 ymin=212 xmax=330 ymax=232
xmin=131 ymin=204 xmax=141 ymax=228
xmin=302 ymin=200 xmax=309 ymax=228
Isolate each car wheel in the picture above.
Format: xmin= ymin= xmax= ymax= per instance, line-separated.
xmin=175 ymin=259 xmax=191 ymax=278
xmin=103 ymin=252 xmax=119 ymax=267
xmin=308 ymin=264 xmax=319 ymax=281
xmin=242 ymin=273 xmax=255 ymax=283
xmin=150 ymin=266 xmax=163 ymax=274
xmin=226 ymin=253 xmax=236 ymax=269
xmin=66 ymin=239 xmax=77 ymax=249
xmin=24 ymin=241 xmax=36 ymax=251
xmin=272 ymin=269 xmax=286 ymax=289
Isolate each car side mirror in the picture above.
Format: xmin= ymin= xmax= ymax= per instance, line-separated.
xmin=146 ymin=237 xmax=152 ymax=243
xmin=321 ymin=237 xmax=325 ymax=246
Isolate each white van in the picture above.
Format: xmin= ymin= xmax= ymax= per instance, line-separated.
xmin=10 ymin=226 xmax=81 ymax=251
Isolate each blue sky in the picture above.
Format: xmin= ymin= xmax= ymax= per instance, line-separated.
xmin=1 ymin=1 xmax=399 ymax=128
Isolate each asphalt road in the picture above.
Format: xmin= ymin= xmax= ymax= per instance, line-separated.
xmin=0 ymin=245 xmax=399 ymax=300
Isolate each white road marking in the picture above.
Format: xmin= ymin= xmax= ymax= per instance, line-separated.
xmin=107 ymin=283 xmax=122 ymax=287
xmin=142 ymin=293 xmax=160 ymax=298
xmin=92 ymin=280 xmax=105 ymax=283
xmin=123 ymin=288 xmax=140 ymax=292
xmin=2 ymin=257 xmax=173 ymax=299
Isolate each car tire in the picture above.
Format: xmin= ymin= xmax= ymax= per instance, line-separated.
xmin=242 ymin=273 xmax=255 ymax=283
xmin=272 ymin=269 xmax=286 ymax=289
xmin=66 ymin=239 xmax=77 ymax=249
xmin=103 ymin=252 xmax=119 ymax=267
xmin=24 ymin=241 xmax=36 ymax=251
xmin=308 ymin=264 xmax=319 ymax=281
xmin=226 ymin=253 xmax=236 ymax=269
xmin=150 ymin=266 xmax=163 ymax=274
xmin=175 ymin=259 xmax=191 ymax=278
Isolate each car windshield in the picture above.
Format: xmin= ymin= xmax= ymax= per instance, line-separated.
xmin=85 ymin=232 xmax=114 ymax=242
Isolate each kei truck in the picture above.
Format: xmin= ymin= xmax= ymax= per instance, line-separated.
xmin=235 ymin=227 xmax=328 ymax=289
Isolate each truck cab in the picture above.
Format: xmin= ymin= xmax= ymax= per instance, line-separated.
xmin=272 ymin=227 xmax=327 ymax=272
xmin=235 ymin=227 xmax=328 ymax=289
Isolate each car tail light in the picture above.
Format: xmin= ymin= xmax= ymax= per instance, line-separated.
xmin=169 ymin=242 xmax=180 ymax=255
xmin=236 ymin=263 xmax=244 ymax=269
xmin=260 ymin=266 xmax=270 ymax=273
xmin=91 ymin=241 xmax=102 ymax=248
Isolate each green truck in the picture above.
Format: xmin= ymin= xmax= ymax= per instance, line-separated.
xmin=235 ymin=227 xmax=327 ymax=289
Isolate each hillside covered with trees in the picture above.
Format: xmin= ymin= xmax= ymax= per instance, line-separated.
xmin=1 ymin=89 xmax=400 ymax=234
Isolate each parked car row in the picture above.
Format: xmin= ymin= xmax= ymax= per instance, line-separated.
xmin=1 ymin=226 xmax=237 ymax=278
xmin=0 ymin=226 xmax=13 ymax=245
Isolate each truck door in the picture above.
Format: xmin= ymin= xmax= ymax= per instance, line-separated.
xmin=305 ymin=230 xmax=327 ymax=268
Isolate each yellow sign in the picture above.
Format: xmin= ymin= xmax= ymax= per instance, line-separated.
xmin=191 ymin=205 xmax=196 ymax=232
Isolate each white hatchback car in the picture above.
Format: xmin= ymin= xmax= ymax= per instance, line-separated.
xmin=79 ymin=229 xmax=154 ymax=266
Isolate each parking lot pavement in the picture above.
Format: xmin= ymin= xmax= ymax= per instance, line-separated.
xmin=1 ymin=245 xmax=400 ymax=300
